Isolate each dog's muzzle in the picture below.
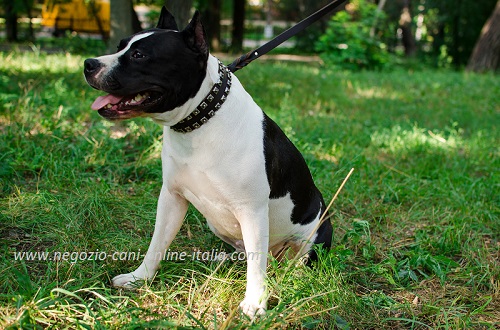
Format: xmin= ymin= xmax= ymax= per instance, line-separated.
xmin=84 ymin=58 xmax=102 ymax=77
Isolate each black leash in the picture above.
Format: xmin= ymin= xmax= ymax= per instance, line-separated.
xmin=227 ymin=0 xmax=348 ymax=73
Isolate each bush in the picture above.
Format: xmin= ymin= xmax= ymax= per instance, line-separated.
xmin=315 ymin=0 xmax=391 ymax=70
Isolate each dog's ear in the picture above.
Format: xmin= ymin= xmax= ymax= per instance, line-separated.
xmin=181 ymin=11 xmax=209 ymax=58
xmin=157 ymin=6 xmax=179 ymax=30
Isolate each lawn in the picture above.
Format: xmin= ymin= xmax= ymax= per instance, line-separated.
xmin=0 ymin=49 xmax=498 ymax=329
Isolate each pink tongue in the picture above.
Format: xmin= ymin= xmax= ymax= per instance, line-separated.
xmin=91 ymin=94 xmax=124 ymax=110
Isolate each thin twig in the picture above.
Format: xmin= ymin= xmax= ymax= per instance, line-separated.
xmin=266 ymin=168 xmax=355 ymax=304
xmin=293 ymin=167 xmax=355 ymax=262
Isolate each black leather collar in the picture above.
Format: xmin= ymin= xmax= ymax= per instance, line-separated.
xmin=171 ymin=59 xmax=232 ymax=133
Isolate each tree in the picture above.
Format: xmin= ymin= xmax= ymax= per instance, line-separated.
xmin=4 ymin=0 xmax=18 ymax=42
xmin=398 ymin=0 xmax=416 ymax=56
xmin=467 ymin=0 xmax=500 ymax=72
xmin=167 ymin=0 xmax=193 ymax=28
xmin=108 ymin=0 xmax=135 ymax=52
xmin=316 ymin=0 xmax=390 ymax=70
xmin=276 ymin=0 xmax=343 ymax=51
xmin=2 ymin=0 xmax=39 ymax=42
xmin=203 ymin=0 xmax=222 ymax=51
xmin=424 ymin=0 xmax=497 ymax=67
xmin=231 ymin=0 xmax=245 ymax=52
xmin=22 ymin=0 xmax=35 ymax=40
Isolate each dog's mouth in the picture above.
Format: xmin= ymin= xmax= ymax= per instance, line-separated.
xmin=91 ymin=91 xmax=163 ymax=120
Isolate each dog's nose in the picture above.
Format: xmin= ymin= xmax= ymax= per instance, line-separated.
xmin=84 ymin=58 xmax=102 ymax=74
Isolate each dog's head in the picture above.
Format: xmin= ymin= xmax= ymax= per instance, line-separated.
xmin=84 ymin=7 xmax=209 ymax=120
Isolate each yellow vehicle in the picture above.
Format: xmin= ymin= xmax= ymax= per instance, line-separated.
xmin=41 ymin=0 xmax=110 ymax=37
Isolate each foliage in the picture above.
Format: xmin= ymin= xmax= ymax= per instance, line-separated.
xmin=422 ymin=0 xmax=498 ymax=67
xmin=3 ymin=0 xmax=497 ymax=70
xmin=271 ymin=0 xmax=334 ymax=53
xmin=0 ymin=0 xmax=37 ymax=41
xmin=0 ymin=50 xmax=499 ymax=328
xmin=37 ymin=34 xmax=107 ymax=54
xmin=315 ymin=0 xmax=391 ymax=70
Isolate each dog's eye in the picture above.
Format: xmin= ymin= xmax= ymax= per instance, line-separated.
xmin=131 ymin=50 xmax=145 ymax=59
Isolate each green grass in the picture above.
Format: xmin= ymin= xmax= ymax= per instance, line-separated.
xmin=1 ymin=49 xmax=499 ymax=329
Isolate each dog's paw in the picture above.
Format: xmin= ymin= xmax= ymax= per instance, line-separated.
xmin=239 ymin=298 xmax=266 ymax=319
xmin=112 ymin=273 xmax=146 ymax=289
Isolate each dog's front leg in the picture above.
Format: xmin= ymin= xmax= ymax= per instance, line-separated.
xmin=112 ymin=185 xmax=188 ymax=288
xmin=237 ymin=207 xmax=269 ymax=319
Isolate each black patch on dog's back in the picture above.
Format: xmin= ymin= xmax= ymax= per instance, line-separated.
xmin=262 ymin=113 xmax=325 ymax=225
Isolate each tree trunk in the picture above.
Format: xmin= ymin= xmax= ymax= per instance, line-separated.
xmin=204 ymin=0 xmax=222 ymax=51
xmin=108 ymin=0 xmax=135 ymax=52
xmin=167 ymin=0 xmax=194 ymax=29
xmin=451 ymin=0 xmax=462 ymax=67
xmin=370 ymin=0 xmax=386 ymax=38
xmin=22 ymin=0 xmax=35 ymax=41
xmin=5 ymin=0 xmax=18 ymax=42
xmin=399 ymin=0 xmax=416 ymax=57
xmin=467 ymin=0 xmax=500 ymax=72
xmin=264 ymin=0 xmax=273 ymax=39
xmin=231 ymin=0 xmax=246 ymax=52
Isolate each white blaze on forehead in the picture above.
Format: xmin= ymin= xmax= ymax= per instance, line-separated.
xmin=95 ymin=31 xmax=155 ymax=71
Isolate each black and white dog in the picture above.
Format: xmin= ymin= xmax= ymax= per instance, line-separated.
xmin=84 ymin=8 xmax=332 ymax=318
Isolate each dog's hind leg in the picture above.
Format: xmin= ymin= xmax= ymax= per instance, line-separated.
xmin=307 ymin=216 xmax=333 ymax=262
xmin=112 ymin=186 xmax=188 ymax=288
